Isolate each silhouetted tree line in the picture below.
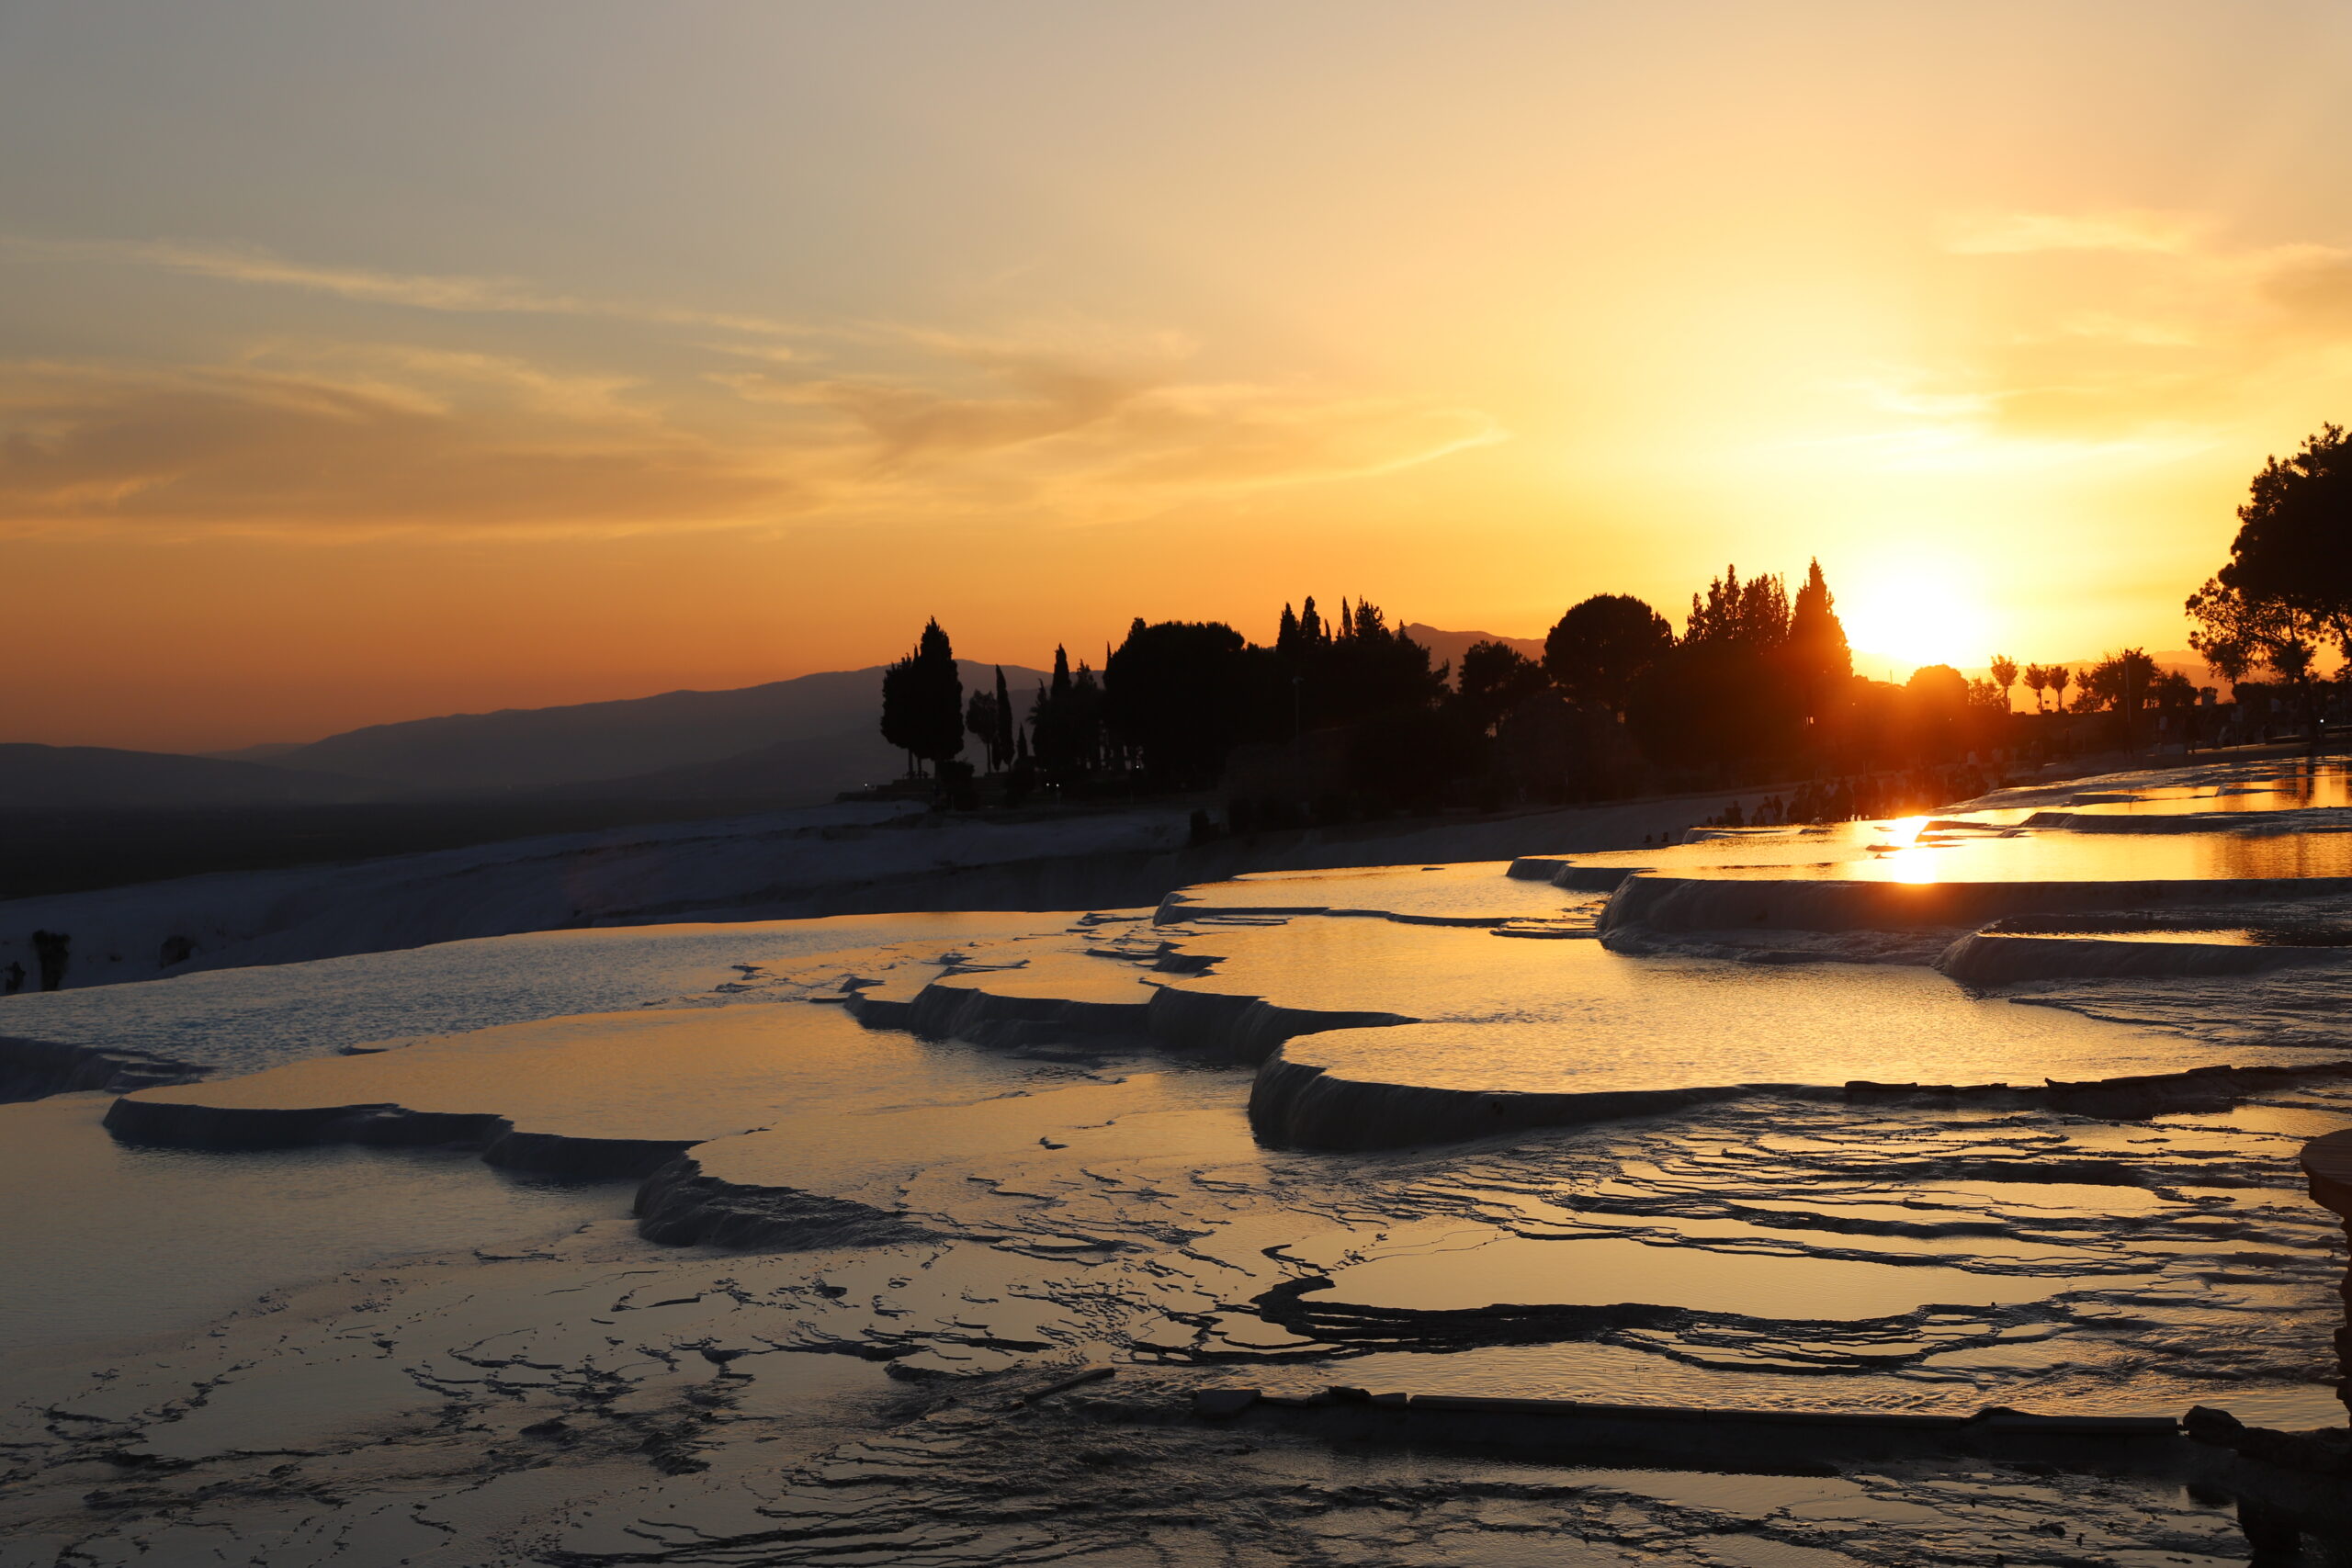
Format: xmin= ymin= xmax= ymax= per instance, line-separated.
xmin=876 ymin=556 xmax=2074 ymax=821
xmin=877 ymin=422 xmax=2352 ymax=816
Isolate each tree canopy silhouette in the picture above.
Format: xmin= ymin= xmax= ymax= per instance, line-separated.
xmin=1786 ymin=558 xmax=1852 ymax=716
xmin=1986 ymin=654 xmax=2018 ymax=714
xmin=2186 ymin=425 xmax=2352 ymax=742
xmin=1683 ymin=565 xmax=1790 ymax=649
xmin=868 ymin=556 xmax=2036 ymax=814
xmin=1623 ymin=568 xmax=1804 ymax=770
xmin=1104 ymin=619 xmax=1250 ymax=784
xmin=1542 ymin=593 xmax=1673 ymax=716
xmin=879 ymin=618 xmax=964 ymax=776
xmin=2075 ymin=649 xmax=2158 ymax=716
xmin=2075 ymin=649 xmax=2160 ymax=750
xmin=1030 ymin=645 xmax=1107 ymax=778
xmin=1905 ymin=663 xmax=1967 ymax=706
xmin=2194 ymin=424 xmax=2352 ymax=647
xmin=1456 ymin=639 xmax=1550 ymax=733
xmin=965 ymin=688 xmax=1001 ymax=772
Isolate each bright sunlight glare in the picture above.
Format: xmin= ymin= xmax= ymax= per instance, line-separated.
xmin=1836 ymin=563 xmax=1992 ymax=681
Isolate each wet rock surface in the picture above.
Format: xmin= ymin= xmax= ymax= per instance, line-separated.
xmin=0 ymin=1033 xmax=205 ymax=1103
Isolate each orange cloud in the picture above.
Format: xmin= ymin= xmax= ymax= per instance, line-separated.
xmin=0 ymin=338 xmax=1500 ymax=536
xmin=0 ymin=361 xmax=784 ymax=535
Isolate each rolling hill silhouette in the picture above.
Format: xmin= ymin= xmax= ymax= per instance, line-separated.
xmin=267 ymin=660 xmax=1049 ymax=796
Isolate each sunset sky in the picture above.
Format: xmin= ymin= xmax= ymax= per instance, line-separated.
xmin=8 ymin=2 xmax=2352 ymax=750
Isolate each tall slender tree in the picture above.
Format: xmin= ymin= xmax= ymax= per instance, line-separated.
xmin=992 ymin=666 xmax=1014 ymax=765
xmin=1785 ymin=559 xmax=1851 ymax=723
xmin=1032 ymin=646 xmax=1082 ymax=775
xmin=965 ymin=690 xmax=1001 ymax=771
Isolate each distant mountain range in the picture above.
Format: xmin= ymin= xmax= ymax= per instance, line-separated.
xmin=1401 ymin=624 xmax=1544 ymax=685
xmin=258 ymin=660 xmax=1048 ymax=794
xmin=10 ymin=660 xmax=1045 ymax=809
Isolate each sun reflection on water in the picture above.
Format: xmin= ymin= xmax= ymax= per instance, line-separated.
xmin=1862 ymin=815 xmax=1950 ymax=884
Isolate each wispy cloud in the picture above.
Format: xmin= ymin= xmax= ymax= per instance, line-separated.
xmin=0 ymin=235 xmax=1505 ymax=536
xmin=0 ymin=342 xmax=1502 ymax=536
xmin=0 ymin=236 xmax=807 ymax=337
xmin=1940 ymin=209 xmax=2201 ymax=256
xmin=716 ymin=339 xmax=1505 ymax=502
xmin=1860 ymin=212 xmax=2352 ymax=456
xmin=0 ymin=359 xmax=788 ymax=537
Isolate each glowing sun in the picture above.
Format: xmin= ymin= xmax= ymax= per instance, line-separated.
xmin=1835 ymin=563 xmax=1991 ymax=678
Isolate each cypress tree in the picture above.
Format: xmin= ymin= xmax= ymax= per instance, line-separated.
xmin=879 ymin=653 xmax=921 ymax=777
xmin=1030 ymin=680 xmax=1057 ymax=773
xmin=993 ymin=666 xmax=1013 ymax=764
xmin=965 ymin=690 xmax=1001 ymax=771
xmin=910 ymin=619 xmax=965 ymax=768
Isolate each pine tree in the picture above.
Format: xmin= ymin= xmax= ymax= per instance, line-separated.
xmin=1543 ymin=594 xmax=1675 ymax=716
xmin=1786 ymin=558 xmax=1851 ymax=723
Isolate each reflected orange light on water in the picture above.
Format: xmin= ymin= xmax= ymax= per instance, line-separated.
xmin=1862 ymin=816 xmax=1951 ymax=884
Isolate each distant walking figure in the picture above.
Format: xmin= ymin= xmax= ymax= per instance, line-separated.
xmin=30 ymin=930 xmax=68 ymax=992
xmin=3 ymin=961 xmax=21 ymax=995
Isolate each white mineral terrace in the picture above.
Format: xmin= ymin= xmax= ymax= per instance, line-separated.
xmin=11 ymin=757 xmax=2352 ymax=1561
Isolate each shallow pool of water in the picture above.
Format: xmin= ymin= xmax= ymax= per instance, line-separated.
xmin=0 ymin=1094 xmax=622 ymax=1363
xmin=1309 ymin=1230 xmax=2142 ymax=1320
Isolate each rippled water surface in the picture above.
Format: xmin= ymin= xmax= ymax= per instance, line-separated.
xmin=0 ymin=1094 xmax=616 ymax=1359
xmin=10 ymin=757 xmax=2352 ymax=1563
xmin=1180 ymin=919 xmax=2300 ymax=1092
